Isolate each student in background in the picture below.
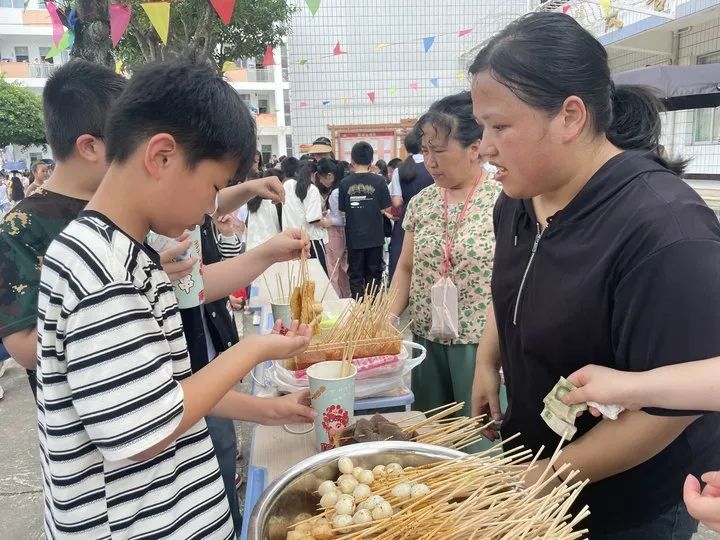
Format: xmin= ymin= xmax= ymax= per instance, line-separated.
xmin=246 ymin=168 xmax=283 ymax=251
xmin=317 ymin=158 xmax=351 ymax=297
xmin=387 ymin=158 xmax=402 ymax=184
xmin=338 ymin=142 xmax=392 ymax=298
xmin=282 ymin=160 xmax=329 ymax=273
xmin=388 ymin=129 xmax=434 ymax=283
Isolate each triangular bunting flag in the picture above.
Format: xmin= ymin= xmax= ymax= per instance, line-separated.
xmin=561 ymin=3 xmax=571 ymax=13
xmin=410 ymin=82 xmax=419 ymax=90
xmin=46 ymin=29 xmax=74 ymax=58
xmin=46 ymin=2 xmax=65 ymax=45
xmin=458 ymin=28 xmax=473 ymax=37
xmin=374 ymin=43 xmax=390 ymax=51
xmin=222 ymin=60 xmax=238 ymax=72
xmin=115 ymin=59 xmax=124 ymax=74
xmin=305 ymin=0 xmax=320 ymax=15
xmin=300 ymin=100 xmax=309 ymax=108
xmin=389 ymin=87 xmax=398 ymax=96
xmin=322 ymin=100 xmax=330 ymax=107
xmin=110 ymin=4 xmax=132 ymax=47
xmin=341 ymin=96 xmax=349 ymax=105
xmin=141 ymin=2 xmax=170 ymax=45
xmin=423 ymin=36 xmax=435 ymax=53
xmin=599 ymin=0 xmax=611 ymax=15
xmin=298 ymin=59 xmax=309 ymax=66
xmin=333 ymin=41 xmax=344 ymax=56
xmin=44 ymin=43 xmax=59 ymax=60
xmin=210 ymin=0 xmax=235 ymax=25
xmin=367 ymin=92 xmax=376 ymax=104
xmin=430 ymin=78 xmax=439 ymax=88
xmin=262 ymin=45 xmax=275 ymax=66
xmin=66 ymin=8 xmax=78 ymax=31
xmin=456 ymin=71 xmax=466 ymax=80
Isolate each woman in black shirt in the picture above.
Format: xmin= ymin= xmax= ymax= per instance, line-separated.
xmin=469 ymin=12 xmax=720 ymax=539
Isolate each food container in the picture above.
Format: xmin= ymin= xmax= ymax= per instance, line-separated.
xmin=246 ymin=441 xmax=465 ymax=540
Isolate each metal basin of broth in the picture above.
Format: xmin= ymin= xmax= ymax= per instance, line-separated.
xmin=248 ymin=441 xmax=466 ymax=540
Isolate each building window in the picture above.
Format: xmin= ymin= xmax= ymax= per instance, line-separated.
xmin=0 ymin=0 xmax=26 ymax=7
xmin=261 ymin=144 xmax=273 ymax=166
xmin=14 ymin=46 xmax=29 ymax=62
xmin=38 ymin=47 xmax=53 ymax=64
xmin=258 ymin=98 xmax=269 ymax=114
xmin=693 ymin=52 xmax=720 ymax=144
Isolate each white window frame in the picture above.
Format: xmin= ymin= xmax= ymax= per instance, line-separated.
xmin=693 ymin=51 xmax=720 ymax=144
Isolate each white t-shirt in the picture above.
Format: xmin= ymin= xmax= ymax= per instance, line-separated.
xmin=282 ymin=179 xmax=328 ymax=243
xmin=390 ymin=154 xmax=425 ymax=198
xmin=247 ymin=199 xmax=281 ymax=250
xmin=37 ymin=211 xmax=233 ymax=540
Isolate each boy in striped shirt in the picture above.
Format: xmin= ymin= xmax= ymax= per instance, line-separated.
xmin=36 ymin=59 xmax=311 ymax=539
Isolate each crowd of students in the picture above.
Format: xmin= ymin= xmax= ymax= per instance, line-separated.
xmin=1 ymin=10 xmax=720 ymax=540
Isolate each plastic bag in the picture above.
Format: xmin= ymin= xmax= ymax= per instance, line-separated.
xmin=429 ymin=276 xmax=459 ymax=340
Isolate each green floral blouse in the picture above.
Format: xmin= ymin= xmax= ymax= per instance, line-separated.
xmin=403 ymin=178 xmax=499 ymax=344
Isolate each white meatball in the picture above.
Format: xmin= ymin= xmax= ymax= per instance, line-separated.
xmin=334 ymin=494 xmax=355 ymax=516
xmin=338 ymin=457 xmax=354 ymax=475
xmin=371 ymin=500 xmax=394 ymax=520
xmin=332 ymin=513 xmax=354 ymax=532
xmin=358 ymin=469 xmax=375 ymax=485
xmin=352 ymin=483 xmax=372 ymax=501
xmin=337 ymin=473 xmax=355 ymax=484
xmin=372 ymin=464 xmax=387 ymax=478
xmin=353 ymin=508 xmax=373 ymax=525
xmin=391 ymin=482 xmax=412 ymax=499
xmin=352 ymin=466 xmax=364 ymax=480
xmin=320 ymin=490 xmax=339 ymax=509
xmin=362 ymin=494 xmax=385 ymax=511
xmin=386 ymin=462 xmax=403 ymax=475
xmin=338 ymin=475 xmax=359 ymax=494
xmin=411 ymin=483 xmax=431 ymax=498
xmin=318 ymin=480 xmax=336 ymax=496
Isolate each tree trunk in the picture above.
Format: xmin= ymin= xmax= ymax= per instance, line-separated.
xmin=72 ymin=0 xmax=113 ymax=67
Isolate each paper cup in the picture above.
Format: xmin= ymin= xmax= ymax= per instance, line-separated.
xmin=149 ymin=226 xmax=206 ymax=309
xmin=307 ymin=361 xmax=357 ymax=452
xmin=271 ymin=302 xmax=293 ymax=328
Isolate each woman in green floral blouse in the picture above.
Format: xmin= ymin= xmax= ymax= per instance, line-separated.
xmin=390 ymin=92 xmax=504 ymax=443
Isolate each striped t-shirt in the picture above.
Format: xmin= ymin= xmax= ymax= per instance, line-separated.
xmin=36 ymin=211 xmax=234 ymax=540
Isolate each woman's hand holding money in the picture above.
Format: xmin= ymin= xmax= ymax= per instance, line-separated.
xmin=562 ymin=365 xmax=643 ymax=416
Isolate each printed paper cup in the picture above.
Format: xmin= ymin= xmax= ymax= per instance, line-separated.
xmin=271 ymin=302 xmax=293 ymax=328
xmin=172 ymin=226 xmax=205 ymax=309
xmin=307 ymin=361 xmax=357 ymax=452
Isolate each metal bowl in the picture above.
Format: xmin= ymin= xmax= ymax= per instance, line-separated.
xmin=247 ymin=441 xmax=466 ymax=540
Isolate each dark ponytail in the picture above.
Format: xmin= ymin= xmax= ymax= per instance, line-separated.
xmin=468 ymin=12 xmax=684 ymax=172
xmin=295 ymin=161 xmax=317 ymax=202
xmin=608 ymin=85 xmax=688 ymax=175
xmin=398 ymin=129 xmax=421 ymax=185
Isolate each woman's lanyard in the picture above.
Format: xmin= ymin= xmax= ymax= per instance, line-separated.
xmin=442 ymin=175 xmax=483 ymax=277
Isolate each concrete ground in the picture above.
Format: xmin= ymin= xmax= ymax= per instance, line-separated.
xmin=1 ymin=312 xmax=718 ymax=539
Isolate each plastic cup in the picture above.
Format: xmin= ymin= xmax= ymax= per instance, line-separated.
xmin=307 ymin=361 xmax=357 ymax=452
xmin=271 ymin=302 xmax=293 ymax=328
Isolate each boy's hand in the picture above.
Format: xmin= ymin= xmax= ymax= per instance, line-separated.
xmin=159 ymin=232 xmax=195 ymax=281
xmin=261 ymin=229 xmax=310 ymax=263
xmin=684 ymin=472 xmax=720 ymax=532
xmin=228 ymin=295 xmax=245 ymax=311
xmin=248 ymin=176 xmax=285 ymax=205
xmin=260 ymin=391 xmax=316 ymax=425
xmin=562 ymin=364 xmax=642 ymax=415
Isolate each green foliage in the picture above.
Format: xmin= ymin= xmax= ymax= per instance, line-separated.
xmin=0 ymin=78 xmax=45 ymax=149
xmin=67 ymin=0 xmax=295 ymax=70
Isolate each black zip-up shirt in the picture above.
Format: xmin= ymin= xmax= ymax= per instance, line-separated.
xmin=492 ymin=151 xmax=720 ymax=533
